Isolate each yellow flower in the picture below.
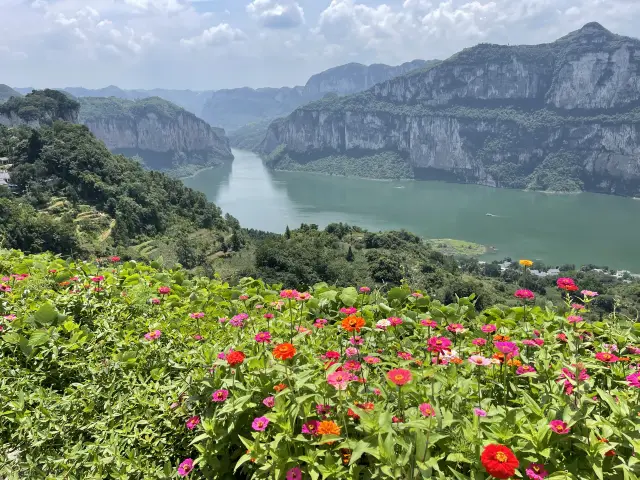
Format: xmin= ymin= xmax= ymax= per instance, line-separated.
xmin=519 ymin=259 xmax=533 ymax=267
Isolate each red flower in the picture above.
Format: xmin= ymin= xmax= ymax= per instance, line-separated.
xmin=226 ymin=351 xmax=245 ymax=367
xmin=556 ymin=277 xmax=577 ymax=291
xmin=273 ymin=343 xmax=296 ymax=360
xmin=481 ymin=444 xmax=519 ymax=479
xmin=158 ymin=286 xmax=171 ymax=295
xmin=387 ymin=368 xmax=412 ymax=386
xmin=595 ymin=352 xmax=619 ymax=363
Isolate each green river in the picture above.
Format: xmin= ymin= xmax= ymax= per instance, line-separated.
xmin=182 ymin=149 xmax=640 ymax=271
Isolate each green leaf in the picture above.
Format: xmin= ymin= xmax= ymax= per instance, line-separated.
xmin=34 ymin=303 xmax=58 ymax=325
xmin=319 ymin=290 xmax=337 ymax=302
xmin=2 ymin=332 xmax=22 ymax=345
xmin=339 ymin=287 xmax=358 ymax=306
xmin=388 ymin=287 xmax=410 ymax=302
xmin=28 ymin=330 xmax=50 ymax=347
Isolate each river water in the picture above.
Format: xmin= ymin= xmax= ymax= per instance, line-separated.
xmin=182 ymin=149 xmax=640 ymax=271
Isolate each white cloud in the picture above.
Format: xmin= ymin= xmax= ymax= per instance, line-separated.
xmin=180 ymin=23 xmax=246 ymax=47
xmin=247 ymin=0 xmax=305 ymax=29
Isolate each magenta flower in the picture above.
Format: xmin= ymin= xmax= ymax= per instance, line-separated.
xmin=549 ymin=420 xmax=570 ymax=434
xmin=178 ymin=458 xmax=194 ymax=477
xmin=264 ymin=313 xmax=274 ymax=320
xmin=345 ymin=347 xmax=359 ymax=357
xmin=286 ymin=466 xmax=303 ymax=480
xmin=263 ymin=396 xmax=275 ymax=408
xmin=473 ymin=408 xmax=487 ymax=417
xmin=327 ymin=371 xmax=352 ymax=390
xmin=397 ymin=351 xmax=413 ymax=360
xmin=252 ymin=416 xmax=270 ymax=431
xmin=314 ymin=318 xmax=327 ymax=328
xmin=494 ymin=341 xmax=519 ymax=357
xmin=388 ymin=317 xmax=403 ymax=326
xmin=316 ymin=404 xmax=332 ymax=417
xmin=301 ymin=420 xmax=320 ymax=435
xmin=481 ymin=324 xmax=497 ymax=333
xmin=255 ymin=331 xmax=272 ymax=343
xmin=514 ymin=289 xmax=535 ymax=300
xmin=322 ymin=350 xmax=340 ymax=360
xmin=212 ymin=389 xmax=229 ymax=402
xmin=419 ymin=403 xmax=436 ymax=417
xmin=526 ymin=463 xmax=549 ymax=480
xmin=340 ymin=307 xmax=357 ymax=315
xmin=626 ymin=372 xmax=640 ymax=388
xmin=91 ymin=276 xmax=104 ymax=283
xmin=516 ymin=365 xmax=537 ymax=375
xmin=193 ymin=334 xmax=203 ymax=341
xmin=472 ymin=338 xmax=487 ymax=346
xmin=343 ymin=360 xmax=362 ymax=371
xmin=427 ymin=336 xmax=452 ymax=353
xmin=348 ymin=336 xmax=364 ymax=345
xmin=446 ymin=323 xmax=466 ymax=334
xmin=280 ymin=289 xmax=299 ymax=299
xmin=189 ymin=312 xmax=205 ymax=319
xmin=567 ymin=315 xmax=583 ymax=324
xmin=420 ymin=319 xmax=438 ymax=328
xmin=144 ymin=330 xmax=162 ymax=341
xmin=186 ymin=416 xmax=200 ymax=430
xmin=359 ymin=286 xmax=370 ymax=293
xmin=158 ymin=286 xmax=170 ymax=295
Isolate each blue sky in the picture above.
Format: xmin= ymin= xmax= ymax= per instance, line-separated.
xmin=2 ymin=0 xmax=640 ymax=90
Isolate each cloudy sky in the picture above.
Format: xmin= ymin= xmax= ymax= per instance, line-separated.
xmin=2 ymin=0 xmax=639 ymax=90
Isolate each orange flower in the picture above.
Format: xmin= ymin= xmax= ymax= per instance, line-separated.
xmin=507 ymin=358 xmax=522 ymax=367
xmin=619 ymin=356 xmax=631 ymax=362
xmin=273 ymin=343 xmax=296 ymax=360
xmin=493 ymin=334 xmax=511 ymax=342
xmin=317 ymin=420 xmax=341 ymax=436
xmin=492 ymin=353 xmax=505 ymax=363
xmin=274 ymin=383 xmax=287 ymax=392
xmin=451 ymin=357 xmax=464 ymax=365
xmin=341 ymin=315 xmax=366 ymax=332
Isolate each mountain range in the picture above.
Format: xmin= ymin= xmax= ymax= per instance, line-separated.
xmin=260 ymin=22 xmax=640 ymax=197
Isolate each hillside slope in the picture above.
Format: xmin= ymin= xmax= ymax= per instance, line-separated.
xmin=0 ymin=84 xmax=21 ymax=104
xmin=261 ymin=23 xmax=640 ymax=196
xmin=78 ymin=97 xmax=233 ymax=174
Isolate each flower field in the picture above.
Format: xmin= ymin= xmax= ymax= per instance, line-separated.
xmin=1 ymin=251 xmax=639 ymax=479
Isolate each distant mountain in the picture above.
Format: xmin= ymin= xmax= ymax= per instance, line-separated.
xmin=261 ymin=23 xmax=640 ymax=196
xmin=78 ymin=96 xmax=233 ymax=175
xmin=0 ymin=84 xmax=22 ymax=103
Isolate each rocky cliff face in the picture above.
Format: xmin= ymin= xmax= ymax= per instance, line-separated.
xmin=0 ymin=89 xmax=79 ymax=127
xmin=78 ymin=97 xmax=232 ymax=172
xmin=261 ymin=23 xmax=640 ymax=196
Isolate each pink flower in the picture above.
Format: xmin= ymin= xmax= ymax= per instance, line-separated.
xmin=322 ymin=350 xmax=340 ymax=360
xmin=343 ymin=360 xmax=362 ymax=371
xmin=359 ymin=286 xmax=370 ymax=293
xmin=557 ymin=277 xmax=577 ymax=290
xmin=345 ymin=347 xmax=359 ymax=357
xmin=557 ymin=333 xmax=568 ymax=343
xmin=316 ymin=404 xmax=332 ymax=417
xmin=388 ymin=317 xmax=403 ymax=326
xmin=472 ymin=338 xmax=487 ymax=346
xmin=91 ymin=276 xmax=104 ymax=283
xmin=446 ymin=323 xmax=466 ymax=334
xmin=327 ymin=371 xmax=352 ymax=390
xmin=549 ymin=420 xmax=570 ymax=434
xmin=239 ymin=294 xmax=249 ymax=301
xmin=186 ymin=416 xmax=200 ymax=430
xmin=218 ymin=317 xmax=228 ymax=323
xmin=522 ymin=339 xmax=537 ymax=347
xmin=427 ymin=336 xmax=452 ymax=353
xmin=349 ymin=336 xmax=364 ymax=345
xmin=558 ymin=366 xmax=590 ymax=394
xmin=301 ymin=420 xmax=320 ymax=435
xmin=481 ymin=324 xmax=497 ymax=333
xmin=364 ymin=356 xmax=381 ymax=364
xmin=255 ymin=331 xmax=272 ymax=343
xmin=581 ymin=290 xmax=598 ymax=297
xmin=3 ymin=315 xmax=16 ymax=321
xmin=264 ymin=313 xmax=274 ymax=320
xmin=626 ymin=372 xmax=640 ymax=388
xmin=516 ymin=365 xmax=537 ymax=375
xmin=252 ymin=416 xmax=270 ymax=431
xmin=595 ymin=352 xmax=619 ymax=363
xmin=280 ymin=289 xmax=299 ymax=299
xmin=526 ymin=463 xmax=549 ymax=480
xmin=627 ymin=346 xmax=640 ymax=355
xmin=421 ymin=319 xmax=438 ymax=328
xmin=193 ymin=334 xmax=203 ymax=341
xmin=178 ymin=458 xmax=194 ymax=477
xmin=212 ymin=389 xmax=229 ymax=402
xmin=263 ymin=396 xmax=275 ymax=408
xmin=533 ymin=338 xmax=544 ymax=347
xmin=468 ymin=355 xmax=491 ymax=366
xmin=567 ymin=315 xmax=583 ymax=324
xmin=571 ymin=303 xmax=585 ymax=311
xmin=494 ymin=341 xmax=519 ymax=357
xmin=255 ymin=304 xmax=264 ymax=310
xmin=340 ymin=307 xmax=357 ymax=315
xmin=419 ymin=403 xmax=436 ymax=417
xmin=189 ymin=312 xmax=205 ymax=319
xmin=158 ymin=286 xmax=170 ymax=295
xmin=412 ymin=292 xmax=423 ymax=298
xmin=515 ymin=289 xmax=535 ymax=300
xmin=296 ymin=292 xmax=311 ymax=301
xmin=110 ymin=256 xmax=121 ymax=262
xmin=314 ymin=318 xmax=327 ymax=328
xmin=397 ymin=351 xmax=413 ymax=360
xmin=0 ymin=284 xmax=12 ymax=293
xmin=151 ymin=298 xmax=161 ymax=305
xmin=144 ymin=330 xmax=162 ymax=341
xmin=473 ymin=408 xmax=487 ymax=417
xmin=373 ymin=388 xmax=382 ymax=396
xmin=286 ymin=467 xmax=303 ymax=480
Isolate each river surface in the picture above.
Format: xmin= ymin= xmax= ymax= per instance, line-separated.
xmin=182 ymin=149 xmax=640 ymax=271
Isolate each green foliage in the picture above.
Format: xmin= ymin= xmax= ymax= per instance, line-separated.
xmin=1 ymin=249 xmax=640 ymax=479
xmin=0 ymin=89 xmax=79 ymax=123
xmin=228 ymin=119 xmax=273 ymax=151
xmin=78 ymin=96 xmax=192 ymax=124
xmin=526 ymin=151 xmax=584 ymax=192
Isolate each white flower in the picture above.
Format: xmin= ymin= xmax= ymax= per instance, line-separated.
xmin=376 ymin=319 xmax=391 ymax=330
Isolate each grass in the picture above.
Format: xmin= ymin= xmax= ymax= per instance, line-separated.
xmin=427 ymin=238 xmax=487 ymax=257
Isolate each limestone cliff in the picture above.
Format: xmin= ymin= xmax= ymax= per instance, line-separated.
xmin=261 ymin=23 xmax=640 ymax=196
xmin=78 ymin=97 xmax=233 ymax=173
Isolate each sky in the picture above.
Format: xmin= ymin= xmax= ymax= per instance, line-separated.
xmin=2 ymin=0 xmax=640 ymax=91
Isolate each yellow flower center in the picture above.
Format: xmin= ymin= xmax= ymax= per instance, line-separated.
xmin=495 ymin=452 xmax=508 ymax=463
xmin=394 ymin=374 xmax=404 ymax=381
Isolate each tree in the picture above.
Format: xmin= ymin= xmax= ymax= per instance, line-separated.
xmin=346 ymin=246 xmax=354 ymax=262
xmin=285 ymin=225 xmax=291 ymax=239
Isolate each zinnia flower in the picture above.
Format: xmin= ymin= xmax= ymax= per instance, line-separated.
xmin=421 ymin=319 xmax=438 ymax=328
xmin=340 ymin=307 xmax=357 ymax=315
xmin=280 ymin=289 xmax=299 ymax=299
xmin=348 ymin=336 xmax=364 ymax=345
xmin=557 ymin=278 xmax=577 ymax=291
xmin=302 ymin=420 xmax=320 ymax=435
xmin=427 ymin=336 xmax=452 ymax=353
xmin=549 ymin=420 xmax=570 ymax=434
xmin=572 ymin=303 xmax=585 ymax=310
xmin=397 ymin=351 xmax=412 ymax=360
xmin=519 ymin=259 xmax=533 ymax=267
xmin=322 ymin=351 xmax=340 ymax=360
xmin=110 ymin=256 xmax=121 ymax=262
xmin=595 ymin=352 xmax=619 ymax=363
xmin=327 ymin=371 xmax=352 ymax=390
xmin=252 ymin=416 xmax=270 ymax=431
xmin=495 ymin=341 xmax=519 ymax=357
xmin=317 ymin=420 xmax=341 ymax=436
xmin=341 ymin=315 xmax=365 ymax=332
xmin=364 ymin=356 xmax=381 ymax=364
xmin=419 ymin=403 xmax=436 ymax=417
xmin=516 ymin=365 xmax=536 ymax=375
xmin=626 ymin=372 xmax=640 ymax=388
xmin=474 ymin=408 xmax=487 ymax=417
xmin=343 ymin=360 xmax=361 ymax=371
xmin=314 ymin=318 xmax=327 ymax=328
xmin=263 ymin=396 xmax=275 ymax=407
xmin=186 ymin=416 xmax=200 ymax=430
xmin=178 ymin=458 xmax=194 ymax=477
xmin=472 ymin=338 xmax=487 ymax=346
xmin=91 ymin=275 xmax=104 ymax=283
xmin=375 ymin=319 xmax=391 ymax=330
xmin=286 ymin=467 xmax=303 ymax=480
xmin=273 ymin=343 xmax=296 ymax=360
xmin=481 ymin=324 xmax=497 ymax=333
xmin=296 ymin=292 xmax=311 ymax=301
xmin=158 ymin=286 xmax=170 ymax=295
xmin=526 ymin=463 xmax=549 ymax=480
xmin=388 ymin=317 xmax=403 ymax=326
xmin=274 ymin=383 xmax=287 ymax=392
xmin=345 ymin=347 xmax=359 ymax=357
xmin=255 ymin=331 xmax=272 ymax=343
xmin=446 ymin=323 xmax=466 ymax=334
xmin=144 ymin=330 xmax=162 ymax=341
xmin=480 ymin=444 xmax=519 ymax=479
xmin=387 ymin=368 xmax=412 ymax=386
xmin=514 ymin=289 xmax=535 ymax=300
xmin=226 ymin=351 xmax=245 ymax=367
xmin=469 ymin=355 xmax=492 ymax=366
xmin=581 ymin=290 xmax=598 ymax=297
xmin=212 ymin=389 xmax=229 ymax=402
xmin=189 ymin=312 xmax=205 ymax=319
